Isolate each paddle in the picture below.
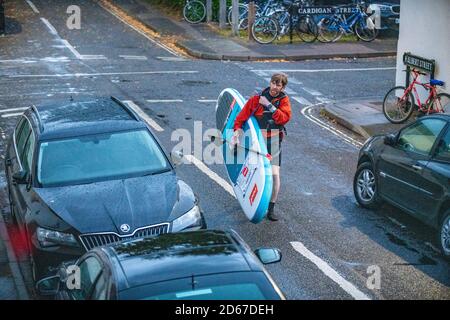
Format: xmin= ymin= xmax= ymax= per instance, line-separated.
xmin=209 ymin=134 xmax=272 ymax=161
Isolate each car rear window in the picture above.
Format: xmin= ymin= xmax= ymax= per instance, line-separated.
xmin=37 ymin=129 xmax=170 ymax=187
xmin=119 ymin=272 xmax=282 ymax=300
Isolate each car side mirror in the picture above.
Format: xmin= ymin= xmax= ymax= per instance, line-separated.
xmin=12 ymin=170 xmax=28 ymax=185
xmin=254 ymin=248 xmax=282 ymax=264
xmin=384 ymin=133 xmax=397 ymax=146
xmin=170 ymin=150 xmax=184 ymax=167
xmin=36 ymin=275 xmax=60 ymax=296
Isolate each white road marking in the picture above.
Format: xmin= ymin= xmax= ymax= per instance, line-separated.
xmin=156 ymin=56 xmax=188 ymax=62
xmin=0 ymin=59 xmax=37 ymax=64
xmin=119 ymin=55 xmax=148 ymax=60
xmin=198 ymin=100 xmax=217 ymax=103
xmin=251 ymin=67 xmax=397 ymax=73
xmin=123 ymin=100 xmax=164 ymax=132
xmin=60 ymin=40 xmax=106 ymax=60
xmin=0 ymin=107 xmax=29 ymax=113
xmin=2 ymin=112 xmax=24 ymax=118
xmin=292 ymin=96 xmax=313 ymax=106
xmin=40 ymin=18 xmax=59 ymax=36
xmin=97 ymin=1 xmax=181 ymax=57
xmin=301 ymin=105 xmax=363 ymax=148
xmin=288 ymin=77 xmax=303 ymax=85
xmin=60 ymin=39 xmax=83 ymax=59
xmin=0 ymin=91 xmax=93 ymax=97
xmin=8 ymin=70 xmax=198 ymax=78
xmin=316 ymin=96 xmax=333 ymax=104
xmin=81 ymin=54 xmax=107 ymax=60
xmin=26 ymin=0 xmax=40 ymax=14
xmin=39 ymin=19 xmax=105 ymax=60
xmin=302 ymin=87 xmax=323 ymax=96
xmin=40 ymin=57 xmax=70 ymax=62
xmin=146 ymin=99 xmax=183 ymax=103
xmin=184 ymin=155 xmax=235 ymax=198
xmin=284 ymin=87 xmax=297 ymax=95
xmin=252 ymin=70 xmax=270 ymax=77
xmin=290 ymin=241 xmax=371 ymax=300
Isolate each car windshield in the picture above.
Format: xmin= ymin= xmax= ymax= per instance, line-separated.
xmin=37 ymin=129 xmax=171 ymax=187
xmin=119 ymin=272 xmax=282 ymax=300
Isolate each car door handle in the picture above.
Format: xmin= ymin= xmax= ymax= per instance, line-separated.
xmin=412 ymin=165 xmax=423 ymax=171
xmin=5 ymin=158 xmax=11 ymax=166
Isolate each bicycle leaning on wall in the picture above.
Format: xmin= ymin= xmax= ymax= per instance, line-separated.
xmin=382 ymin=69 xmax=450 ymax=124
xmin=317 ymin=1 xmax=378 ymax=42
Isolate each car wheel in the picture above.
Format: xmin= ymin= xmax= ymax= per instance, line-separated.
xmin=353 ymin=162 xmax=382 ymax=209
xmin=439 ymin=211 xmax=450 ymax=260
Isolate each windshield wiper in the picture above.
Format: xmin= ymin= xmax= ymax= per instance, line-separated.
xmin=142 ymin=168 xmax=172 ymax=176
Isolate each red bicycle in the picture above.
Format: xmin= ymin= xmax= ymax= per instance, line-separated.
xmin=382 ymin=69 xmax=450 ymax=124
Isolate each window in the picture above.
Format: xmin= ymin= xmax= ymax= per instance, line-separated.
xmin=434 ymin=128 xmax=450 ymax=162
xmin=91 ymin=273 xmax=108 ymax=300
xmin=14 ymin=118 xmax=25 ymax=145
xmin=37 ymin=129 xmax=171 ymax=187
xmin=16 ymin=119 xmax=31 ymax=163
xmin=70 ymin=257 xmax=102 ymax=300
xmin=397 ymin=119 xmax=447 ymax=155
xmin=119 ymin=272 xmax=281 ymax=300
xmin=22 ymin=132 xmax=35 ymax=172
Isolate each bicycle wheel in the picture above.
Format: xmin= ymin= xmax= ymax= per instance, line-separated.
xmin=183 ymin=0 xmax=206 ymax=24
xmin=431 ymin=93 xmax=450 ymax=113
xmin=317 ymin=16 xmax=341 ymax=42
xmin=252 ymin=16 xmax=279 ymax=44
xmin=383 ymin=86 xmax=415 ymax=124
xmin=228 ymin=4 xmax=248 ymax=28
xmin=354 ymin=17 xmax=378 ymax=42
xmin=296 ymin=15 xmax=318 ymax=43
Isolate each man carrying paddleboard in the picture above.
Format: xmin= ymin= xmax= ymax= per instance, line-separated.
xmin=231 ymin=73 xmax=292 ymax=221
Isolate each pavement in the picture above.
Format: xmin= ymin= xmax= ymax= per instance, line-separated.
xmin=110 ymin=0 xmax=398 ymax=62
xmin=322 ymin=100 xmax=404 ymax=139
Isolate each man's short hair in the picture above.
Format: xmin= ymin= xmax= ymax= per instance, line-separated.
xmin=271 ymin=73 xmax=288 ymax=87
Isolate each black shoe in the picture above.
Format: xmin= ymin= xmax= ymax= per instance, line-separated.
xmin=267 ymin=211 xmax=279 ymax=221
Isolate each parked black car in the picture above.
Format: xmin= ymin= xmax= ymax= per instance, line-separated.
xmin=36 ymin=230 xmax=285 ymax=300
xmin=4 ymin=97 xmax=206 ymax=281
xmin=353 ymin=115 xmax=450 ymax=259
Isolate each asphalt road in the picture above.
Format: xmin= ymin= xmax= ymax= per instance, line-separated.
xmin=0 ymin=0 xmax=449 ymax=300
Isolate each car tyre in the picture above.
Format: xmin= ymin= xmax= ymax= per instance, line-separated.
xmin=439 ymin=210 xmax=450 ymax=260
xmin=353 ymin=162 xmax=382 ymax=209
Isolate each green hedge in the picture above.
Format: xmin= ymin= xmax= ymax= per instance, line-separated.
xmin=148 ymin=0 xmax=235 ymax=21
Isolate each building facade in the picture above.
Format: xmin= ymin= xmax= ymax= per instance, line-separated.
xmin=395 ymin=0 xmax=449 ymax=100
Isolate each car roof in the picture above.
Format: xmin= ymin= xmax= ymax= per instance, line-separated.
xmin=26 ymin=97 xmax=147 ymax=140
xmin=101 ymin=230 xmax=264 ymax=289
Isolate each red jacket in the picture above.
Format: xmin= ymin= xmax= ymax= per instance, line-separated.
xmin=233 ymin=93 xmax=292 ymax=138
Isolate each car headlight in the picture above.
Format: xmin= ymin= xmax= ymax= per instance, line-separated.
xmin=37 ymin=227 xmax=79 ymax=247
xmin=171 ymin=205 xmax=203 ymax=232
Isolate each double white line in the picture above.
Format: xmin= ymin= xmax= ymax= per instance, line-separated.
xmin=0 ymin=107 xmax=29 ymax=118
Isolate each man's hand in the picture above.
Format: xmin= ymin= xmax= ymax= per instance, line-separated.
xmin=259 ymin=96 xmax=277 ymax=113
xmin=230 ymin=130 xmax=242 ymax=149
xmin=259 ymin=96 xmax=270 ymax=107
